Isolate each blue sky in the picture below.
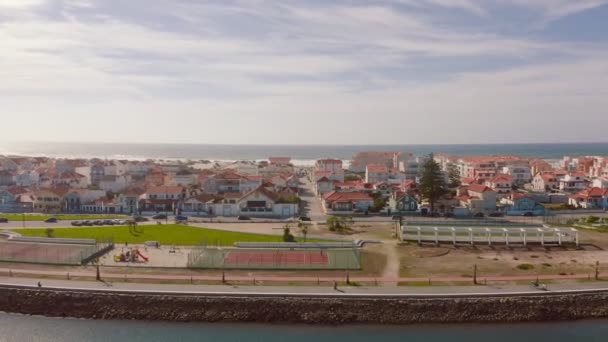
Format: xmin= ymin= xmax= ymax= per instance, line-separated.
xmin=1 ymin=0 xmax=607 ymax=144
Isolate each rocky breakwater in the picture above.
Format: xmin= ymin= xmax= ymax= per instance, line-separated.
xmin=1 ymin=286 xmax=608 ymax=324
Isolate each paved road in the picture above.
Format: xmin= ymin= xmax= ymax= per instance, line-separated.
xmin=299 ymin=175 xmax=326 ymax=221
xmin=3 ymin=276 xmax=608 ymax=297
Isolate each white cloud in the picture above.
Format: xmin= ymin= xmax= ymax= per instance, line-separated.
xmin=0 ymin=0 xmax=606 ymax=144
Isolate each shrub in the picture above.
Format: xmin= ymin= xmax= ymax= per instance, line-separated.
xmin=517 ymin=263 xmax=535 ymax=270
xmin=587 ymin=216 xmax=600 ymax=224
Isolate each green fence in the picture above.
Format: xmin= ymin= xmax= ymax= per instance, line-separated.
xmin=187 ymin=247 xmax=361 ymax=270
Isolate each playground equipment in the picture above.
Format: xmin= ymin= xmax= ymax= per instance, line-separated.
xmin=113 ymin=248 xmax=149 ymax=263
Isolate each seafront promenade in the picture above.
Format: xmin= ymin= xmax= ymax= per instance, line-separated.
xmin=1 ymin=266 xmax=607 ymax=286
xmin=3 ymin=276 xmax=608 ymax=296
xmin=3 ymin=276 xmax=608 ymax=325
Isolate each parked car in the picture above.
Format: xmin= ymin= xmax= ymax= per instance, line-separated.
xmin=93 ymin=220 xmax=104 ymax=225
xmin=133 ymin=216 xmax=149 ymax=222
xmin=81 ymin=220 xmax=93 ymax=226
xmin=71 ymin=221 xmax=82 ymax=226
xmin=114 ymin=219 xmax=127 ymax=225
xmin=474 ymin=212 xmax=485 ymax=218
xmin=103 ymin=219 xmax=115 ymax=225
xmin=523 ymin=212 xmax=535 ymax=217
xmin=299 ymin=216 xmax=311 ymax=222
xmin=44 ymin=217 xmax=58 ymax=223
xmin=152 ymin=214 xmax=167 ymax=220
xmin=0 ymin=218 xmax=8 ymax=223
xmin=237 ymin=215 xmax=251 ymax=221
xmin=391 ymin=215 xmax=402 ymax=221
xmin=175 ymin=215 xmax=188 ymax=222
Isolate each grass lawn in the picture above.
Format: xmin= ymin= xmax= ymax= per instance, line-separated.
xmin=14 ymin=224 xmax=324 ymax=246
xmin=0 ymin=214 xmax=128 ymax=221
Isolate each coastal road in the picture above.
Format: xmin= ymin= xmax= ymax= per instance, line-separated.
xmin=3 ymin=276 xmax=608 ymax=297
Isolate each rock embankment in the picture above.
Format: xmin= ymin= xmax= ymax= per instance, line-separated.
xmin=1 ymin=287 xmax=608 ymax=324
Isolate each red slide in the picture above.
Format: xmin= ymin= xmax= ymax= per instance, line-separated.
xmin=136 ymin=250 xmax=149 ymax=262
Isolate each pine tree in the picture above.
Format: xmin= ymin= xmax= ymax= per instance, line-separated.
xmin=419 ymin=153 xmax=447 ymax=213
xmin=447 ymin=162 xmax=461 ymax=188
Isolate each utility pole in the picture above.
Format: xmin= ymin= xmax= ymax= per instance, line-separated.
xmin=96 ymin=258 xmax=101 ymax=281
xmin=473 ymin=264 xmax=478 ymax=285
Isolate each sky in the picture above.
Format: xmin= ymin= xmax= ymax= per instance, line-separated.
xmin=1 ymin=0 xmax=607 ymax=145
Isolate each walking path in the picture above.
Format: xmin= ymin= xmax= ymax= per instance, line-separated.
xmin=2 ymin=276 xmax=608 ymax=297
xmin=0 ymin=266 xmax=605 ymax=285
xmin=381 ymin=241 xmax=401 ymax=286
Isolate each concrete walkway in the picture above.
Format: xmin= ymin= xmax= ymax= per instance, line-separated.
xmin=1 ymin=266 xmax=606 ymax=285
xmin=3 ymin=276 xmax=608 ymax=297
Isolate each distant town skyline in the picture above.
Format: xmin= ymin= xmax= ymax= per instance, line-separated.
xmin=1 ymin=0 xmax=607 ymax=145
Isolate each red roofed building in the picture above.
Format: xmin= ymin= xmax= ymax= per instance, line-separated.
xmin=349 ymin=152 xmax=401 ymax=173
xmin=322 ymin=191 xmax=373 ymax=213
xmin=485 ymin=174 xmax=512 ymax=195
xmin=365 ymin=164 xmax=405 ymax=184
xmin=457 ymin=184 xmax=497 ymax=215
xmin=569 ymin=187 xmax=608 ymax=209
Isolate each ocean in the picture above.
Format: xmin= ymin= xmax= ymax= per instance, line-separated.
xmin=0 ymin=141 xmax=607 ymax=164
xmin=1 ymin=313 xmax=608 ymax=341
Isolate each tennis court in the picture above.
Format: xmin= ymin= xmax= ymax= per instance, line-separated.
xmin=0 ymin=238 xmax=112 ymax=265
xmin=188 ymin=247 xmax=361 ymax=270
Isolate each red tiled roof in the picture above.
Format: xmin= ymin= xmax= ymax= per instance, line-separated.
xmin=5 ymin=187 xmax=28 ymax=195
xmin=467 ymin=184 xmax=495 ymax=193
xmin=240 ymin=186 xmax=280 ymax=202
xmin=571 ymin=187 xmax=606 ymax=199
xmin=489 ymin=174 xmax=512 ymax=183
xmin=366 ymin=164 xmax=388 ymax=173
xmin=323 ymin=191 xmax=373 ymax=202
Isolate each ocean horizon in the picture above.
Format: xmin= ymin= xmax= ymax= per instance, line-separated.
xmin=1 ymin=141 xmax=607 ymax=164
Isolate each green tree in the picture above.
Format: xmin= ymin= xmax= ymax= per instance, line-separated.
xmin=446 ymin=162 xmax=461 ymax=188
xmin=344 ymin=174 xmax=361 ymax=182
xmin=45 ymin=228 xmax=54 ymax=238
xmin=326 ymin=216 xmax=352 ymax=233
xmin=298 ymin=222 xmax=310 ymax=242
xmin=419 ymin=153 xmax=447 ymax=213
xmin=372 ymin=198 xmax=387 ymax=212
xmin=283 ymin=224 xmax=296 ymax=242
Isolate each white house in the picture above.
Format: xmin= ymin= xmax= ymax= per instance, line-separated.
xmin=502 ymin=163 xmax=532 ymax=185
xmin=559 ymin=173 xmax=589 ymax=193
xmin=322 ymin=191 xmax=374 ymax=213
xmin=14 ymin=170 xmax=39 ymax=187
xmin=315 ymin=159 xmax=343 ymax=173
xmin=532 ymin=171 xmax=566 ymax=192
xmin=99 ymin=174 xmax=132 ymax=193
xmin=315 ymin=177 xmax=335 ymax=196
xmin=485 ymin=174 xmax=512 ymax=195
xmin=365 ymin=164 xmax=405 ymax=184
xmin=569 ymin=187 xmax=608 ymax=209
xmin=592 ymin=178 xmax=608 ymax=190
xmin=457 ymin=184 xmax=497 ymax=214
